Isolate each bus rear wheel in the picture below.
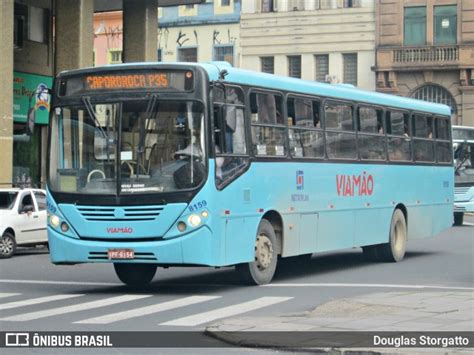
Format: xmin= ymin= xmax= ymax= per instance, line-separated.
xmin=377 ymin=209 xmax=407 ymax=262
xmin=454 ymin=212 xmax=464 ymax=226
xmin=236 ymin=219 xmax=278 ymax=285
xmin=114 ymin=263 xmax=157 ymax=286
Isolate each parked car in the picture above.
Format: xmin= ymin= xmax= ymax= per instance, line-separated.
xmin=0 ymin=188 xmax=48 ymax=258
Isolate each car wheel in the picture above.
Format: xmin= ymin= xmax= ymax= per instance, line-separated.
xmin=114 ymin=263 xmax=157 ymax=286
xmin=453 ymin=212 xmax=464 ymax=226
xmin=236 ymin=219 xmax=278 ymax=285
xmin=0 ymin=232 xmax=17 ymax=259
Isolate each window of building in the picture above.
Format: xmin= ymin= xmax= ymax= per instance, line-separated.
xmin=410 ymin=84 xmax=457 ymax=114
xmin=404 ymin=6 xmax=426 ymax=46
xmin=261 ymin=57 xmax=274 ymax=74
xmin=158 ymin=48 xmax=162 ymax=62
xmin=178 ymin=47 xmax=197 ymax=62
xmin=344 ymin=0 xmax=361 ymax=8
xmin=262 ymin=0 xmax=274 ymax=12
xmin=214 ymin=45 xmax=234 ymax=65
xmin=315 ymin=54 xmax=329 ymax=82
xmin=250 ymin=92 xmax=286 ymax=157
xmin=434 ymin=5 xmax=457 ymax=45
xmin=221 ymin=0 xmax=231 ymax=6
xmin=14 ymin=4 xmax=49 ymax=47
xmin=343 ymin=53 xmax=357 ymax=86
xmin=288 ymin=56 xmax=301 ymax=78
xmin=109 ymin=50 xmax=122 ymax=64
xmin=289 ymin=0 xmax=305 ymax=11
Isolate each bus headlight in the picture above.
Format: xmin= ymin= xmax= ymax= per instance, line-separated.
xmin=50 ymin=215 xmax=60 ymax=227
xmin=188 ymin=214 xmax=202 ymax=227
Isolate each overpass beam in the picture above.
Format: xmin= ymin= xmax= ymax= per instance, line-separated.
xmin=55 ymin=0 xmax=94 ymax=73
xmin=123 ymin=0 xmax=158 ymax=62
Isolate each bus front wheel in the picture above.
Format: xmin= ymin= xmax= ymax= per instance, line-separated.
xmin=114 ymin=263 xmax=157 ymax=286
xmin=236 ymin=219 xmax=278 ymax=285
xmin=454 ymin=212 xmax=464 ymax=226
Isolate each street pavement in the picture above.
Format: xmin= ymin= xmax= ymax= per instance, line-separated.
xmin=0 ymin=215 xmax=472 ymax=353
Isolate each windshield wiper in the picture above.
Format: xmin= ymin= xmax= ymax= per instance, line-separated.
xmin=135 ymin=94 xmax=159 ymax=176
xmin=83 ymin=97 xmax=108 ymax=140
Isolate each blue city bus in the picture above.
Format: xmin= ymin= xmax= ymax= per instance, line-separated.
xmin=453 ymin=125 xmax=474 ymax=225
xmin=44 ymin=62 xmax=453 ymax=285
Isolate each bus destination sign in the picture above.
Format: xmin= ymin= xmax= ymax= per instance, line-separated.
xmin=60 ymin=70 xmax=194 ymax=96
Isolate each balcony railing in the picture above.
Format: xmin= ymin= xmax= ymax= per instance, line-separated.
xmin=393 ymin=46 xmax=459 ymax=64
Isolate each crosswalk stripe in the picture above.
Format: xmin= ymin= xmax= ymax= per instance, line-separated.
xmin=0 ymin=293 xmax=20 ymax=299
xmin=0 ymin=294 xmax=84 ymax=311
xmin=161 ymin=296 xmax=293 ymax=327
xmin=75 ymin=295 xmax=220 ymax=324
xmin=0 ymin=295 xmax=151 ymax=322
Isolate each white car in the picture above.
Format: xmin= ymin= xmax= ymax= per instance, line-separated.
xmin=0 ymin=188 xmax=48 ymax=258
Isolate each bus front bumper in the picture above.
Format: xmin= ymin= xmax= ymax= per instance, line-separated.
xmin=454 ymin=200 xmax=474 ymax=213
xmin=48 ymin=225 xmax=221 ymax=266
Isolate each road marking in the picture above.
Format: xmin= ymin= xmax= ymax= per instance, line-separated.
xmin=0 ymin=294 xmax=84 ymax=311
xmin=462 ymin=222 xmax=474 ymax=226
xmin=0 ymin=293 xmax=20 ymax=299
xmin=75 ymin=295 xmax=220 ymax=324
xmin=0 ymin=279 xmax=121 ymax=287
xmin=0 ymin=295 xmax=151 ymax=322
xmin=262 ymin=283 xmax=474 ymax=291
xmin=161 ymin=296 xmax=293 ymax=327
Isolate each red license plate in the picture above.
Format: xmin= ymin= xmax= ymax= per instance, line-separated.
xmin=108 ymin=249 xmax=135 ymax=260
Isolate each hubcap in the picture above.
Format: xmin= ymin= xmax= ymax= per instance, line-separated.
xmin=0 ymin=237 xmax=13 ymax=255
xmin=255 ymin=234 xmax=273 ymax=270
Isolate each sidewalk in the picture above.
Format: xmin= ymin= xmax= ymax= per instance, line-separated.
xmin=206 ymin=291 xmax=474 ymax=353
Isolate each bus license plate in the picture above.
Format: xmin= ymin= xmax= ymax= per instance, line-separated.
xmin=108 ymin=249 xmax=135 ymax=260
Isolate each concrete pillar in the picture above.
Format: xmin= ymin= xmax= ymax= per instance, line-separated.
xmin=55 ymin=0 xmax=94 ymax=74
xmin=0 ymin=0 xmax=14 ymax=187
xmin=123 ymin=0 xmax=158 ymax=62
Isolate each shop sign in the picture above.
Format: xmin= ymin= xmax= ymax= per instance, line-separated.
xmin=13 ymin=71 xmax=53 ymax=125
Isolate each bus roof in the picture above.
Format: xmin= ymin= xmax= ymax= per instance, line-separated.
xmin=60 ymin=62 xmax=452 ymax=117
xmin=198 ymin=62 xmax=451 ymax=117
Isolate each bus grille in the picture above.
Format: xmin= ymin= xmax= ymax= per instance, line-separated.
xmin=77 ymin=206 xmax=165 ymax=221
xmin=454 ymin=187 xmax=471 ymax=195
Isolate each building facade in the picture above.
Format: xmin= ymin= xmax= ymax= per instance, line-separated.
xmin=94 ymin=11 xmax=124 ymax=66
xmin=374 ymin=0 xmax=474 ymax=126
xmin=11 ymin=0 xmax=54 ymax=188
xmin=158 ymin=0 xmax=241 ymax=65
xmin=240 ymin=0 xmax=376 ymax=90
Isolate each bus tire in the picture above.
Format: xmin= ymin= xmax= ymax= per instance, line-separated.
xmin=114 ymin=263 xmax=157 ymax=286
xmin=0 ymin=232 xmax=16 ymax=259
xmin=454 ymin=212 xmax=464 ymax=226
xmin=376 ymin=209 xmax=407 ymax=262
xmin=235 ymin=219 xmax=278 ymax=285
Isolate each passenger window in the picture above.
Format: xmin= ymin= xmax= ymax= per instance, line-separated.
xmin=358 ymin=107 xmax=384 ymax=134
xmin=413 ymin=115 xmax=433 ymax=139
xmin=386 ymin=111 xmax=410 ymax=136
xmin=325 ymin=102 xmax=356 ymax=159
xmin=250 ymin=91 xmax=286 ymax=157
xmin=287 ymin=98 xmax=320 ymax=128
xmin=213 ymin=86 xmax=249 ymax=188
xmin=436 ymin=117 xmax=450 ymax=141
xmin=250 ymin=92 xmax=284 ymax=125
xmin=324 ymin=103 xmax=353 ymax=131
xmin=386 ymin=111 xmax=411 ymax=161
xmin=289 ymin=130 xmax=324 ymax=158
xmin=33 ymin=191 xmax=47 ymax=211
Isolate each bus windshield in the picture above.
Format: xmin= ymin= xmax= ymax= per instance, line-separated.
xmin=454 ymin=142 xmax=474 ymax=183
xmin=49 ymin=99 xmax=206 ymax=195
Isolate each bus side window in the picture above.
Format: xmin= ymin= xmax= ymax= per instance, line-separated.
xmin=387 ymin=111 xmax=412 ymax=161
xmin=413 ymin=114 xmax=435 ymax=162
